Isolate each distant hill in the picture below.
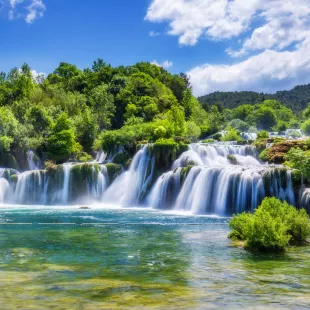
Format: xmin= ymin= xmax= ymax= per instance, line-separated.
xmin=198 ymin=84 xmax=310 ymax=112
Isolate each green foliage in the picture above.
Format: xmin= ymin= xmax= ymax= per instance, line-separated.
xmin=285 ymin=148 xmax=310 ymax=183
xmin=154 ymin=126 xmax=167 ymax=139
xmin=229 ymin=197 xmax=310 ymax=252
xmin=257 ymin=131 xmax=269 ymax=139
xmin=105 ymin=163 xmax=122 ymax=183
xmin=252 ymin=106 xmax=277 ymax=130
xmin=89 ymin=84 xmax=115 ymax=130
xmin=302 ymin=120 xmax=310 ymax=135
xmin=185 ymin=121 xmax=201 ymax=141
xmin=202 ymin=138 xmax=215 ymax=143
xmin=0 ymin=107 xmax=19 ymax=137
xmin=228 ymin=119 xmax=249 ymax=132
xmin=231 ymin=105 xmax=254 ymax=121
xmin=47 ymin=113 xmax=81 ymax=163
xmin=259 ymin=149 xmax=269 ymax=162
xmin=198 ymin=85 xmax=310 ymax=112
xmin=221 ymin=127 xmax=241 ymax=142
xmin=0 ymin=136 xmax=13 ymax=153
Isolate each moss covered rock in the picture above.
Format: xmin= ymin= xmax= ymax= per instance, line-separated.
xmin=0 ymin=153 xmax=19 ymax=170
xmin=180 ymin=165 xmax=195 ymax=184
xmin=152 ymin=138 xmax=188 ymax=172
xmin=260 ymin=140 xmax=305 ymax=164
xmin=105 ymin=163 xmax=122 ymax=183
xmin=227 ymin=154 xmax=237 ymax=165
xmin=10 ymin=174 xmax=18 ymax=184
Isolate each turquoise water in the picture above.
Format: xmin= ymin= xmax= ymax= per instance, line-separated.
xmin=0 ymin=205 xmax=309 ymax=309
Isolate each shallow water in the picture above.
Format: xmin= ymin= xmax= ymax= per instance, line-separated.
xmin=0 ymin=205 xmax=309 ymax=309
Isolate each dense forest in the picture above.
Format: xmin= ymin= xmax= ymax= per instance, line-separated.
xmin=198 ymin=84 xmax=310 ymax=112
xmin=1 ymin=60 xmax=310 ymax=168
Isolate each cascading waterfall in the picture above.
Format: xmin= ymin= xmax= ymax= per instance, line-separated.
xmin=61 ymin=164 xmax=73 ymax=204
xmin=103 ymin=145 xmax=154 ymax=206
xmin=11 ymin=163 xmax=109 ymax=205
xmin=147 ymin=143 xmax=295 ymax=216
xmin=27 ymin=150 xmax=41 ymax=170
xmin=0 ymin=143 xmax=302 ymax=215
xmin=0 ymin=168 xmax=11 ymax=203
xmin=95 ymin=150 xmax=107 ymax=164
xmin=300 ymin=188 xmax=310 ymax=212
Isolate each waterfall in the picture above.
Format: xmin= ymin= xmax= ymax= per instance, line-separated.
xmin=11 ymin=163 xmax=109 ymax=205
xmin=0 ymin=169 xmax=10 ymax=203
xmin=147 ymin=143 xmax=295 ymax=215
xmin=241 ymin=132 xmax=258 ymax=140
xmin=15 ymin=171 xmax=43 ymax=204
xmin=104 ymin=145 xmax=154 ymax=206
xmin=27 ymin=150 xmax=41 ymax=170
xmin=0 ymin=142 xmax=300 ymax=215
xmin=95 ymin=150 xmax=107 ymax=164
xmin=61 ymin=164 xmax=73 ymax=204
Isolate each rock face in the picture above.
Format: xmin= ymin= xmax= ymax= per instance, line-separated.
xmin=260 ymin=140 xmax=305 ymax=164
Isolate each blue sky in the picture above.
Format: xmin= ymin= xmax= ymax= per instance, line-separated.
xmin=1 ymin=0 xmax=310 ymax=96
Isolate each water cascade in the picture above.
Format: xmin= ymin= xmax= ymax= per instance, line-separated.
xmin=0 ymin=143 xmax=302 ymax=215
xmin=95 ymin=150 xmax=107 ymax=164
xmin=147 ymin=143 xmax=295 ymax=215
xmin=27 ymin=150 xmax=41 ymax=170
xmin=104 ymin=145 xmax=154 ymax=206
xmin=12 ymin=163 xmax=109 ymax=205
xmin=0 ymin=168 xmax=12 ymax=203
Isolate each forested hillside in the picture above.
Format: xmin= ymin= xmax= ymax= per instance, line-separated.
xmin=198 ymin=84 xmax=310 ymax=112
xmin=1 ymin=60 xmax=310 ymax=169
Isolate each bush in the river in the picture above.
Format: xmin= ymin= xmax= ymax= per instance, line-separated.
xmin=227 ymin=154 xmax=237 ymax=165
xmin=257 ymin=130 xmax=269 ymax=139
xmin=10 ymin=174 xmax=18 ymax=184
xmin=221 ymin=127 xmax=241 ymax=142
xmin=202 ymin=138 xmax=215 ymax=144
xmin=259 ymin=149 xmax=269 ymax=162
xmin=229 ymin=197 xmax=310 ymax=252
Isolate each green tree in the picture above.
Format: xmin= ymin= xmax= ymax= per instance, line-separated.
xmin=302 ymin=120 xmax=310 ymax=135
xmin=47 ymin=113 xmax=81 ymax=163
xmin=252 ymin=107 xmax=277 ymax=130
xmin=186 ymin=121 xmax=201 ymax=141
xmin=89 ymin=84 xmax=115 ymax=130
xmin=0 ymin=107 xmax=19 ymax=137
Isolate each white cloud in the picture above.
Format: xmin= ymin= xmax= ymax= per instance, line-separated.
xmin=146 ymin=0 xmax=310 ymax=95
xmin=25 ymin=0 xmax=45 ymax=23
xmin=151 ymin=60 xmax=173 ymax=69
xmin=145 ymin=0 xmax=310 ymax=55
xmin=9 ymin=0 xmax=23 ymax=8
xmin=6 ymin=0 xmax=45 ymax=23
xmin=149 ymin=31 xmax=160 ymax=37
xmin=188 ymin=38 xmax=310 ymax=96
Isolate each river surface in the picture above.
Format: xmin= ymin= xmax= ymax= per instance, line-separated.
xmin=0 ymin=205 xmax=309 ymax=309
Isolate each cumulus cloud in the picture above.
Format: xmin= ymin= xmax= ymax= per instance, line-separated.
xmin=146 ymin=0 xmax=310 ymax=95
xmin=145 ymin=0 xmax=310 ymax=54
xmin=151 ymin=60 xmax=173 ymax=69
xmin=6 ymin=0 xmax=45 ymax=23
xmin=188 ymin=38 xmax=310 ymax=96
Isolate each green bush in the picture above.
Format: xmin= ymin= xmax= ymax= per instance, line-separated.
xmin=202 ymin=138 xmax=215 ymax=144
xmin=302 ymin=120 xmax=310 ymax=135
xmin=257 ymin=131 xmax=269 ymax=139
xmin=259 ymin=149 xmax=269 ymax=162
xmin=221 ymin=127 xmax=241 ymax=142
xmin=0 ymin=136 xmax=13 ymax=153
xmin=228 ymin=197 xmax=310 ymax=252
xmin=212 ymin=132 xmax=222 ymax=141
